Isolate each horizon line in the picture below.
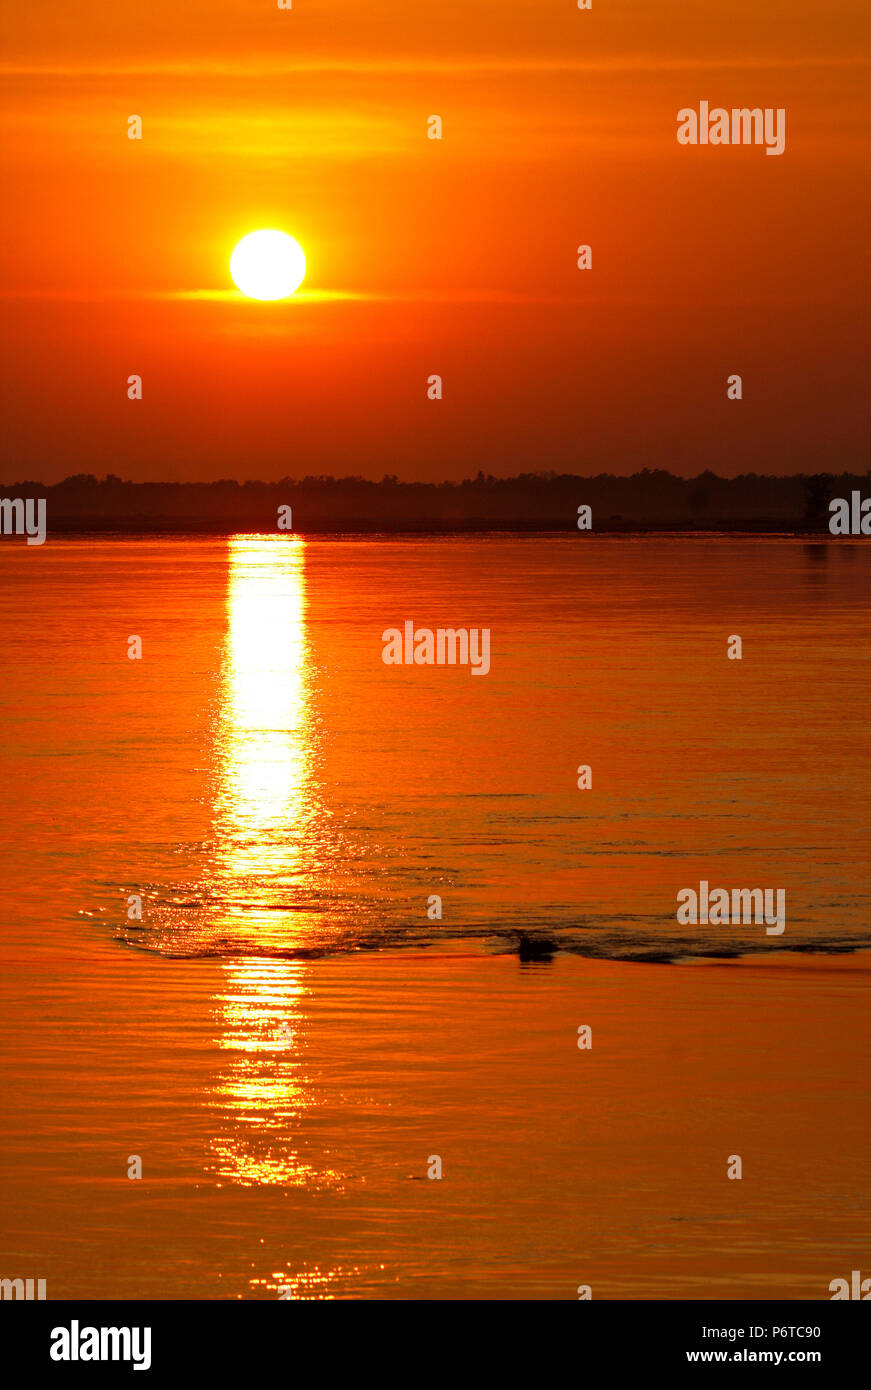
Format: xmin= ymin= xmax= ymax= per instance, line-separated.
xmin=1 ymin=470 xmax=862 ymax=488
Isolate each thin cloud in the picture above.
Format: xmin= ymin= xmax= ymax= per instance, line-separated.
xmin=2 ymin=54 xmax=868 ymax=78
xmin=0 ymin=286 xmax=587 ymax=306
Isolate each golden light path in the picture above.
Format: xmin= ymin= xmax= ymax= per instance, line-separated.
xmin=205 ymin=537 xmax=344 ymax=1218
xmin=215 ymin=533 xmax=310 ymax=880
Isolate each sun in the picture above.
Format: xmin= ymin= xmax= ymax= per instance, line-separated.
xmin=230 ymin=230 xmax=306 ymax=301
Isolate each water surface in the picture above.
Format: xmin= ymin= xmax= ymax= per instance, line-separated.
xmin=1 ymin=535 xmax=870 ymax=1299
xmin=2 ymin=534 xmax=868 ymax=963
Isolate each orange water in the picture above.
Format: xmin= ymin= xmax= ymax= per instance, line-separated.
xmin=1 ymin=535 xmax=869 ymax=1297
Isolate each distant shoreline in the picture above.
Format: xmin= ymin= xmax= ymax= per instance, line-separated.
xmin=3 ymin=521 xmax=848 ymax=537
xmin=0 ymin=469 xmax=862 ymax=536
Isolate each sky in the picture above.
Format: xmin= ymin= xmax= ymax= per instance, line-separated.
xmin=2 ymin=1 xmax=870 ymax=482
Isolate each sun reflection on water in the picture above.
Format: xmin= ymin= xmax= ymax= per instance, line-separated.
xmin=211 ymin=534 xmax=313 ymax=933
xmin=250 ymin=1262 xmax=369 ymax=1301
xmin=205 ymin=538 xmax=343 ymax=1198
xmin=207 ymin=956 xmax=343 ymax=1188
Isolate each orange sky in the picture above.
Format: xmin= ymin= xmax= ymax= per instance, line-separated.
xmin=2 ymin=1 xmax=869 ymax=481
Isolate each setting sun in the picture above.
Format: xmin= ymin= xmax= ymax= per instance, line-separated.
xmin=229 ymin=230 xmax=306 ymax=301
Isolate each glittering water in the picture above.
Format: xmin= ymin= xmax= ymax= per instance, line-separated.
xmin=2 ymin=533 xmax=871 ymax=1300
xmin=1 ymin=533 xmax=869 ymax=964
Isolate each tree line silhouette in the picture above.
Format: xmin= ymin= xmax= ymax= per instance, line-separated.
xmin=0 ymin=470 xmax=864 ymax=532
